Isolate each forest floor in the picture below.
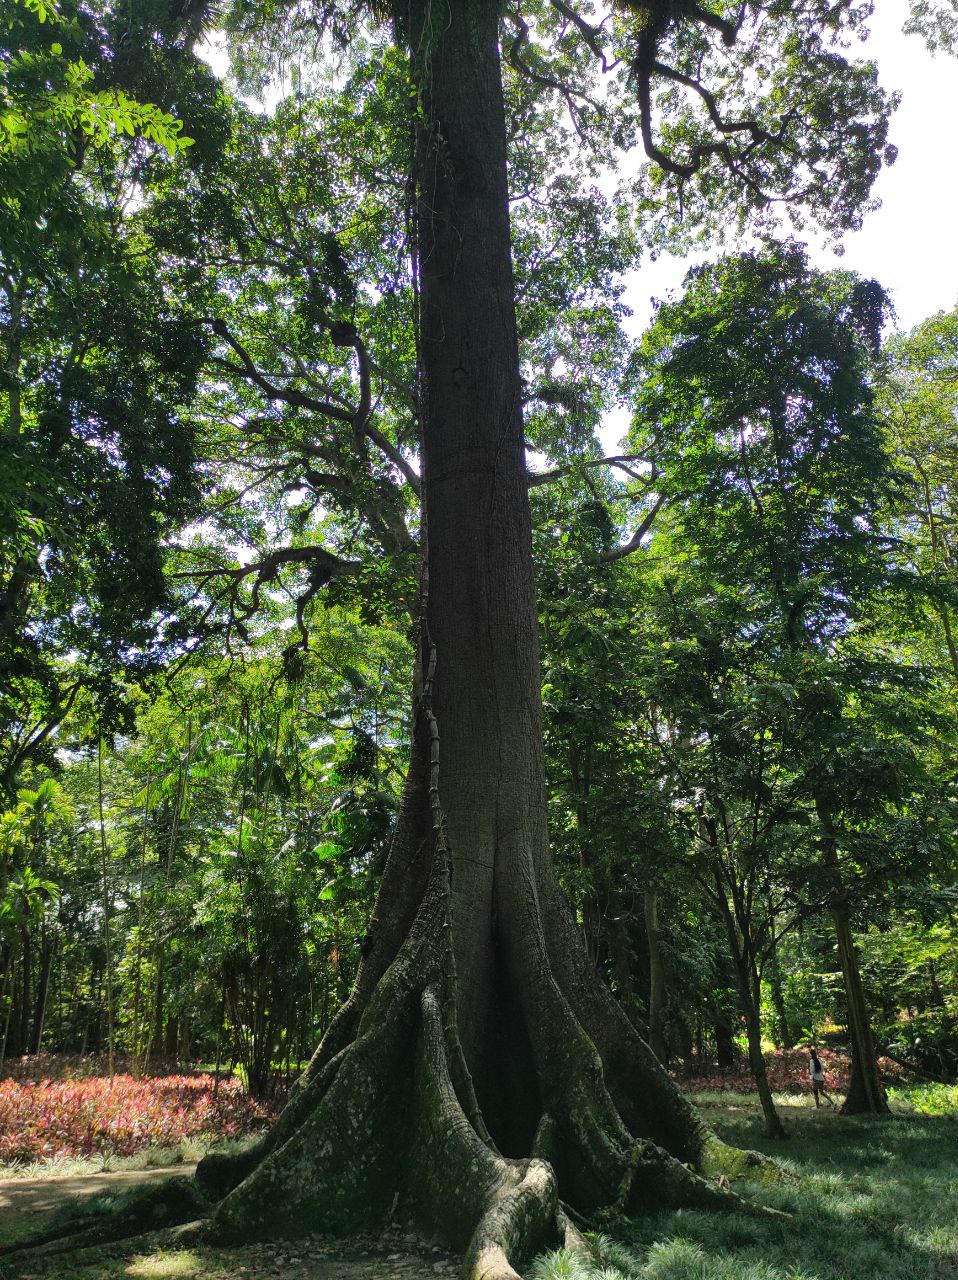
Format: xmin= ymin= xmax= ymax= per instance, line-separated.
xmin=0 ymin=1089 xmax=955 ymax=1280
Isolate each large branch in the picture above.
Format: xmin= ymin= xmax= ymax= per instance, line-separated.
xmin=596 ymin=492 xmax=666 ymax=562
xmin=209 ymin=318 xmax=421 ymax=495
xmin=174 ymin=543 xmax=363 ymax=648
xmin=548 ymin=0 xmax=618 ymax=71
xmin=527 ymin=454 xmax=651 ymax=488
xmin=209 ymin=320 xmax=354 ymax=424
xmin=550 ymin=3 xmax=784 ymax=193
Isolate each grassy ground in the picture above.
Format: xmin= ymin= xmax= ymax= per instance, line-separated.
xmin=531 ymin=1091 xmax=958 ymax=1280
xmin=0 ymin=1091 xmax=955 ymax=1280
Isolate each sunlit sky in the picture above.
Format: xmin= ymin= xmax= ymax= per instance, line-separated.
xmin=622 ymin=0 xmax=958 ymax=336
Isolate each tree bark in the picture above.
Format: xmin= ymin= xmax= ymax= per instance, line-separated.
xmin=715 ymin=1020 xmax=737 ymax=1071
xmin=17 ymin=923 xmax=31 ymax=1056
xmin=832 ymin=901 xmax=889 ymax=1115
xmin=765 ymin=920 xmax=793 ymax=1049
xmin=569 ymin=745 xmax=604 ymax=964
xmin=31 ymin=932 xmax=54 ymax=1056
xmin=721 ymin=911 xmax=785 ymax=1140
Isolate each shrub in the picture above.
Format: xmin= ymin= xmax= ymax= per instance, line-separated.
xmin=886 ymin=1082 xmax=958 ymax=1116
xmin=0 ymin=1073 xmax=274 ymax=1165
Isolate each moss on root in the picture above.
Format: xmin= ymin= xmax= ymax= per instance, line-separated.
xmin=699 ymin=1134 xmax=794 ymax=1187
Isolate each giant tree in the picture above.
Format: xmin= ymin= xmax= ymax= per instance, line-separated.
xmin=12 ymin=1 xmax=937 ymax=1275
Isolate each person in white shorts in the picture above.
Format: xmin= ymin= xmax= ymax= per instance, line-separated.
xmin=809 ymin=1046 xmax=836 ymax=1108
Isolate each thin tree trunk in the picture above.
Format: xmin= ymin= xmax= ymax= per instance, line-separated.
xmin=213 ymin=978 xmax=226 ymax=1097
xmin=151 ymin=952 xmax=165 ymax=1064
xmin=570 ymin=745 xmax=601 ymax=962
xmin=644 ymin=888 xmax=667 ymax=1063
xmin=31 ymin=933 xmax=54 ymax=1056
xmin=17 ymin=923 xmax=31 ymax=1056
xmin=0 ymin=960 xmax=15 ymax=1072
xmin=97 ymin=737 xmax=115 ymax=1080
xmin=715 ymin=1020 xmax=737 ymax=1070
xmin=765 ymin=918 xmax=792 ymax=1049
xmin=718 ymin=895 xmax=785 ymax=1138
xmin=132 ymin=792 xmax=149 ymax=1072
xmin=816 ymin=798 xmax=888 ymax=1115
xmin=742 ymin=995 xmax=782 ymax=1137
xmin=832 ymin=901 xmax=888 ymax=1114
xmin=609 ymin=912 xmax=636 ymax=1020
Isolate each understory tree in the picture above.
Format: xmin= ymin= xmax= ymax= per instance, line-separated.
xmin=9 ymin=0 xmax=954 ymax=1276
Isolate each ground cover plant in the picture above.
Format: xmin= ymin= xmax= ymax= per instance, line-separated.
xmin=680 ymin=1049 xmax=915 ymax=1097
xmin=0 ymin=1075 xmax=272 ymax=1165
xmin=525 ymin=1092 xmax=958 ymax=1280
xmin=1 ymin=1093 xmax=954 ymax=1280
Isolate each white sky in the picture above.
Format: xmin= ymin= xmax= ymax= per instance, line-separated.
xmin=621 ymin=0 xmax=958 ymax=336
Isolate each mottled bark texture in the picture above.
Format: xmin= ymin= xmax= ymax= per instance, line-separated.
xmin=0 ymin=4 xmax=770 ymax=1274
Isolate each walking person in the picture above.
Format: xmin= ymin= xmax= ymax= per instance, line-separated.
xmin=809 ymin=1046 xmax=836 ymax=1108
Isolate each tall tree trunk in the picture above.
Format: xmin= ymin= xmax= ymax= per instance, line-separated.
xmin=644 ymin=889 xmax=668 ymax=1064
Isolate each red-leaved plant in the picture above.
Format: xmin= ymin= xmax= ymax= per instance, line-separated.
xmin=0 ymin=1074 xmax=274 ymax=1165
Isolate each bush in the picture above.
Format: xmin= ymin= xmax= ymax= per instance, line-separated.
xmin=880 ymin=1009 xmax=958 ymax=1078
xmin=886 ymin=1082 xmax=958 ymax=1116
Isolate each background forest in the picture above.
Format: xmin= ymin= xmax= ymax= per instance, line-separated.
xmin=1 ymin=0 xmax=958 ymax=1275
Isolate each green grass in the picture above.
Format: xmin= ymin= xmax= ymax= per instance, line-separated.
xmin=0 ymin=1139 xmax=210 ymax=1182
xmin=528 ymin=1089 xmax=958 ymax=1280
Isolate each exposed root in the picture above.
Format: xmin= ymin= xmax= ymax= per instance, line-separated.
xmin=197 ymin=1040 xmax=353 ymax=1198
xmin=555 ymin=1206 xmax=590 ymax=1253
xmin=406 ymin=987 xmax=561 ymax=1280
xmin=465 ymin=1159 xmax=558 ymax=1280
xmin=700 ymin=1133 xmax=797 ymax=1187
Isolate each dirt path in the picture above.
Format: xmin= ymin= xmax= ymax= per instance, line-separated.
xmin=0 ymin=1163 xmax=461 ymax=1279
xmin=0 ymin=1162 xmax=199 ymax=1222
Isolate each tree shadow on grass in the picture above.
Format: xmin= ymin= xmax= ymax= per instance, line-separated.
xmin=602 ymin=1103 xmax=958 ymax=1280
